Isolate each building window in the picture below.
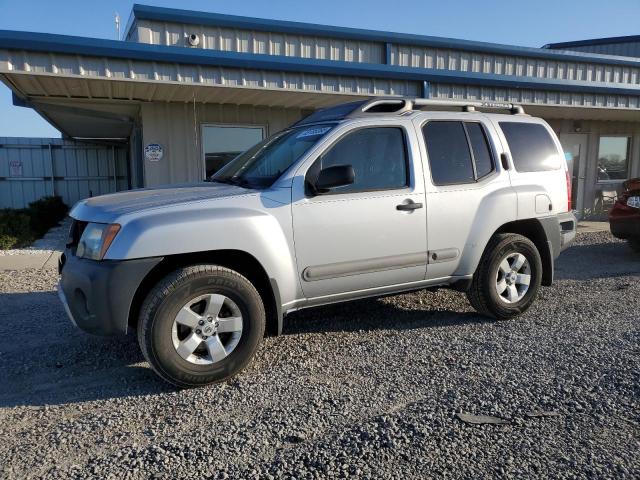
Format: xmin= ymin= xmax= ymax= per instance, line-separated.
xmin=597 ymin=136 xmax=630 ymax=182
xmin=202 ymin=125 xmax=265 ymax=178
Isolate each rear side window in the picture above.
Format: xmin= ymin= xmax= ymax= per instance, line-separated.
xmin=422 ymin=121 xmax=495 ymax=185
xmin=500 ymin=122 xmax=561 ymax=172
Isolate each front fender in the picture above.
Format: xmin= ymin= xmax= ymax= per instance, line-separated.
xmin=105 ymin=204 xmax=300 ymax=305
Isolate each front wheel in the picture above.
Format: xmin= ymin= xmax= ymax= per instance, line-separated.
xmin=466 ymin=233 xmax=542 ymax=320
xmin=137 ymin=265 xmax=265 ymax=388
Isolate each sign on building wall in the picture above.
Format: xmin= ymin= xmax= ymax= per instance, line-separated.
xmin=144 ymin=143 xmax=164 ymax=162
xmin=9 ymin=160 xmax=23 ymax=177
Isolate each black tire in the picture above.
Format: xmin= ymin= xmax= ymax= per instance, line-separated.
xmin=629 ymin=238 xmax=640 ymax=253
xmin=466 ymin=233 xmax=542 ymax=320
xmin=137 ymin=265 xmax=265 ymax=388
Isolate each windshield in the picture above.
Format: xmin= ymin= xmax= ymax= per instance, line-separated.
xmin=211 ymin=124 xmax=334 ymax=188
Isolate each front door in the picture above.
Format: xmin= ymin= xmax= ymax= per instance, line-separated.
xmin=559 ymin=133 xmax=588 ymax=217
xmin=291 ymin=124 xmax=428 ymax=300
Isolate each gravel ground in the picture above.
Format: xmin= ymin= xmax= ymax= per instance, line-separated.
xmin=0 ymin=218 xmax=71 ymax=256
xmin=0 ymin=231 xmax=638 ymax=479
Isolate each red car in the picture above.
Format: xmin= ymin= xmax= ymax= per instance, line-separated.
xmin=609 ymin=178 xmax=640 ymax=252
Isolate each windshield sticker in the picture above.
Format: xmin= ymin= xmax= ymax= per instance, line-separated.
xmin=296 ymin=126 xmax=332 ymax=139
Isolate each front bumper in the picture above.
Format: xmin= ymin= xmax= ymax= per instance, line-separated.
xmin=58 ymin=250 xmax=162 ymax=336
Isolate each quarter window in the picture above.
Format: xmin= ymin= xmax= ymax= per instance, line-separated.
xmin=499 ymin=122 xmax=561 ymax=172
xmin=319 ymin=127 xmax=408 ymax=193
xmin=466 ymin=123 xmax=494 ymax=179
xmin=422 ymin=121 xmax=495 ymax=185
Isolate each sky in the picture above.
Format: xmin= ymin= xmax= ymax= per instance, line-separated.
xmin=0 ymin=0 xmax=638 ymax=138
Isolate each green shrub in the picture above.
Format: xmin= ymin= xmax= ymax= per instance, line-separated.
xmin=0 ymin=209 xmax=33 ymax=249
xmin=0 ymin=196 xmax=69 ymax=250
xmin=28 ymin=196 xmax=69 ymax=237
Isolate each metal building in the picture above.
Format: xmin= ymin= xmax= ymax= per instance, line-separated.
xmin=1 ymin=4 xmax=639 ymax=218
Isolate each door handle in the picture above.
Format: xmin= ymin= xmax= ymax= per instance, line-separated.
xmin=396 ymin=201 xmax=423 ymax=211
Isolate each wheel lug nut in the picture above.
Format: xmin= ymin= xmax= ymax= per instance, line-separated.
xmin=196 ymin=329 xmax=201 ymax=334
xmin=202 ymin=335 xmax=208 ymax=340
xmin=207 ymin=316 xmax=213 ymax=322
xmin=198 ymin=320 xmax=204 ymax=326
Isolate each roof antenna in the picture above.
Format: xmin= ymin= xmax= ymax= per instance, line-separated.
xmin=115 ymin=12 xmax=121 ymax=40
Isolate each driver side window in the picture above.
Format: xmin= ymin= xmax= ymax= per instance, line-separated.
xmin=318 ymin=127 xmax=409 ymax=194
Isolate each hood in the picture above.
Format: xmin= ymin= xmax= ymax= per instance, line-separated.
xmin=71 ymin=182 xmax=255 ymax=223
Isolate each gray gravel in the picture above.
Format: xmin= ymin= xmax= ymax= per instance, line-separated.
xmin=0 ymin=231 xmax=638 ymax=479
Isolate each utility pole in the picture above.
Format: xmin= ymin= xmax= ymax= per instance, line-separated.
xmin=115 ymin=12 xmax=121 ymax=40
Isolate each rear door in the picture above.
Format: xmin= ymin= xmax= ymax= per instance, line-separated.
xmin=417 ymin=114 xmax=514 ymax=280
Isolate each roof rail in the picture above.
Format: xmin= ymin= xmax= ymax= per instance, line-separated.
xmin=349 ymin=97 xmax=526 ymax=116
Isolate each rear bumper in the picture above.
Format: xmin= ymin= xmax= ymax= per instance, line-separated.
xmin=537 ymin=212 xmax=576 ymax=287
xmin=58 ymin=250 xmax=162 ymax=336
xmin=558 ymin=211 xmax=577 ymax=252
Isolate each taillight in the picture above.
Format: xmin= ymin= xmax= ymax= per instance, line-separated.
xmin=565 ymin=170 xmax=572 ymax=211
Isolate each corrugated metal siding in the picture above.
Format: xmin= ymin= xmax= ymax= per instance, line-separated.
xmin=551 ymin=42 xmax=640 ymax=59
xmin=389 ymin=44 xmax=640 ymax=86
xmin=0 ymin=49 xmax=417 ymax=99
xmin=0 ymin=137 xmax=128 ymax=209
xmin=135 ymin=19 xmax=385 ymax=64
xmin=140 ymin=103 xmax=308 ymax=186
xmin=428 ymin=83 xmax=640 ymax=109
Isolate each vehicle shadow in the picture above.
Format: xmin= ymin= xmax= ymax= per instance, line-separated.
xmin=283 ymin=293 xmax=486 ymax=336
xmin=0 ymin=289 xmax=483 ymax=408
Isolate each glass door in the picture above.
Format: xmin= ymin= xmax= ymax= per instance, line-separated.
xmin=560 ymin=133 xmax=588 ymax=217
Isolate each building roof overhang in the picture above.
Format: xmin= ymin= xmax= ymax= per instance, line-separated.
xmin=2 ymin=30 xmax=640 ymax=97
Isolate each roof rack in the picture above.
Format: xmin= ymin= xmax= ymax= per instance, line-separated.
xmin=349 ymin=97 xmax=527 ymax=117
xmin=294 ymin=97 xmax=526 ymax=127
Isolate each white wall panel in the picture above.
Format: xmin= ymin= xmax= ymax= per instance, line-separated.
xmin=390 ymin=44 xmax=640 ymax=87
xmin=134 ymin=20 xmax=385 ymax=64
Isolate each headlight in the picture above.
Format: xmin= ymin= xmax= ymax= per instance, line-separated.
xmin=627 ymin=196 xmax=640 ymax=209
xmin=76 ymin=223 xmax=121 ymax=260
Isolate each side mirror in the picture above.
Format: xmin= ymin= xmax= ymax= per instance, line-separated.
xmin=314 ymin=165 xmax=355 ymax=193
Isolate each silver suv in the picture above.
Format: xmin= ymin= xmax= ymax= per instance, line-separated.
xmin=58 ymin=98 xmax=577 ymax=387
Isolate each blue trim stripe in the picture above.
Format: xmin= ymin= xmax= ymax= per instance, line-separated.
xmin=11 ymin=91 xmax=29 ymax=107
xmin=545 ymin=35 xmax=640 ymax=50
xmin=1 ymin=30 xmax=640 ymax=98
xmin=129 ymin=4 xmax=640 ymax=68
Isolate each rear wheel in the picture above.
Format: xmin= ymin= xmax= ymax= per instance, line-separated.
xmin=137 ymin=265 xmax=265 ymax=388
xmin=629 ymin=238 xmax=640 ymax=253
xmin=466 ymin=233 xmax=542 ymax=320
